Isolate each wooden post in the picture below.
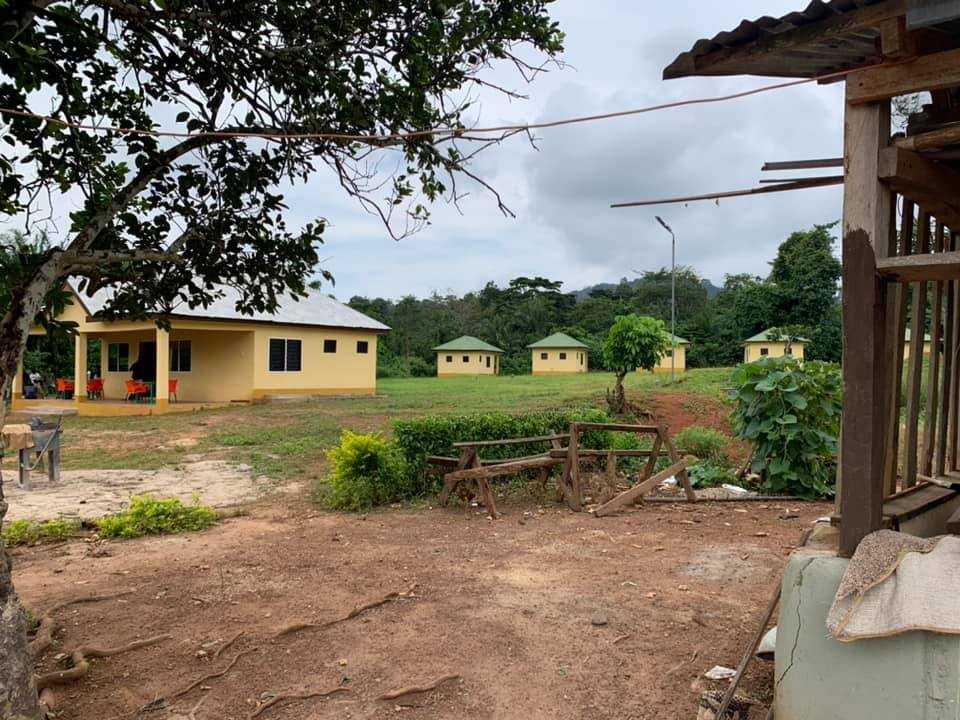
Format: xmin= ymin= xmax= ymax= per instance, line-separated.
xmin=562 ymin=423 xmax=581 ymax=511
xmin=839 ymin=92 xmax=892 ymax=558
xmin=903 ymin=209 xmax=930 ymax=487
xmin=922 ymin=222 xmax=946 ymax=475
xmin=660 ymin=425 xmax=696 ymax=502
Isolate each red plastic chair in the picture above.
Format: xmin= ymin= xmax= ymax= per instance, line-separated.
xmin=87 ymin=378 xmax=104 ymax=400
xmin=168 ymin=378 xmax=179 ymax=403
xmin=56 ymin=378 xmax=75 ymax=399
xmin=125 ymin=379 xmax=149 ymax=402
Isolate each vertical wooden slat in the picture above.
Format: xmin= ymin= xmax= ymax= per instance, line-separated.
xmin=882 ymin=199 xmax=915 ymax=496
xmin=937 ymin=234 xmax=956 ymax=476
xmin=839 ymin=95 xmax=892 ymax=558
xmin=952 ymin=248 xmax=960 ymax=471
xmin=903 ymin=210 xmax=931 ymax=487
xmin=921 ymin=222 xmax=946 ymax=476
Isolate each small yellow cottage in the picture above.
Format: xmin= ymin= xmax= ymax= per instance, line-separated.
xmin=528 ymin=332 xmax=589 ymax=375
xmin=434 ymin=336 xmax=503 ymax=377
xmin=904 ymin=328 xmax=932 ymax=360
xmin=13 ymin=284 xmax=389 ymax=416
xmin=742 ymin=328 xmax=806 ymax=363
xmin=650 ymin=333 xmax=690 ymax=373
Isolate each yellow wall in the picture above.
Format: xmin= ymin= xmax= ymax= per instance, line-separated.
xmin=743 ymin=342 xmax=806 ymax=363
xmin=437 ymin=351 xmax=500 ymax=377
xmin=647 ymin=344 xmax=688 ymax=373
xmin=903 ymin=341 xmax=932 ymax=361
xmin=252 ymin=326 xmax=378 ymax=396
xmin=531 ymin=348 xmax=588 ymax=375
xmin=28 ymin=291 xmax=88 ymax=335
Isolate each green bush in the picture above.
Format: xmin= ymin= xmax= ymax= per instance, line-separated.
xmin=730 ymin=357 xmax=841 ymax=498
xmin=675 ymin=426 xmax=731 ymax=466
xmin=97 ymin=495 xmax=218 ymax=539
xmin=3 ymin=518 xmax=80 ymax=547
xmin=323 ymin=431 xmax=411 ymax=511
xmin=687 ymin=462 xmax=736 ymax=488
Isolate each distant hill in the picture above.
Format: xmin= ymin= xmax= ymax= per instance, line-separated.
xmin=573 ymin=278 xmax=721 ymax=302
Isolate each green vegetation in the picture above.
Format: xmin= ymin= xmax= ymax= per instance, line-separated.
xmin=603 ymin=315 xmax=670 ymax=413
xmin=97 ymin=495 xmax=217 ymax=539
xmin=730 ymin=357 xmax=842 ymax=498
xmin=321 ymin=432 xmax=410 ymax=511
xmin=2 ymin=518 xmax=81 ymax=547
xmin=675 ymin=426 xmax=737 ymax=488
xmin=350 ymin=223 xmax=843 ymax=376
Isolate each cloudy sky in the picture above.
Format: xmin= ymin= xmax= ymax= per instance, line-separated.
xmin=305 ymin=1 xmax=847 ymax=302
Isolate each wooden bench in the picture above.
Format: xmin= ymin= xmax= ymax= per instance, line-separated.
xmin=437 ymin=434 xmax=570 ymax=518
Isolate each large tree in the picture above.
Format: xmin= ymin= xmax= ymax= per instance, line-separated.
xmin=0 ymin=2 xmax=562 ymax=715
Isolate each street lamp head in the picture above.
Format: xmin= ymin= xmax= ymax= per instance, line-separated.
xmin=655 ymin=215 xmax=673 ymax=234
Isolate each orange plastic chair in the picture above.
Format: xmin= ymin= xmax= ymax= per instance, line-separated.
xmin=168 ymin=378 xmax=179 ymax=403
xmin=87 ymin=378 xmax=104 ymax=400
xmin=124 ymin=379 xmax=149 ymax=402
xmin=56 ymin=378 xmax=75 ymax=399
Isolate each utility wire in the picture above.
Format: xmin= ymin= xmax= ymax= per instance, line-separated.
xmin=0 ymin=61 xmax=900 ymax=144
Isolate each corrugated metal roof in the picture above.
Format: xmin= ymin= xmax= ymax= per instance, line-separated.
xmin=526 ymin=332 xmax=590 ymax=349
xmin=744 ymin=328 xmax=810 ymax=343
xmin=663 ymin=0 xmax=898 ymax=80
xmin=433 ymin=336 xmax=504 ymax=353
xmin=72 ymin=282 xmax=390 ymax=332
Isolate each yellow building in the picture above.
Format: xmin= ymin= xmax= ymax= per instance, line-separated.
xmin=742 ymin=329 xmax=807 ymax=363
xmin=903 ymin=328 xmax=932 ymax=360
xmin=649 ymin=333 xmax=690 ymax=373
xmin=528 ymin=333 xmax=589 ymax=375
xmin=434 ymin=336 xmax=503 ymax=377
xmin=13 ymin=285 xmax=389 ymax=416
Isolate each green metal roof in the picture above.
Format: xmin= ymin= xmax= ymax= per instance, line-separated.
xmin=433 ymin=336 xmax=504 ymax=353
xmin=744 ymin=328 xmax=810 ymax=344
xmin=665 ymin=333 xmax=690 ymax=345
xmin=527 ymin=332 xmax=590 ymax=349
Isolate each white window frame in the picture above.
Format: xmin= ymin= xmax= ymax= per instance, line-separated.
xmin=268 ymin=337 xmax=303 ymax=373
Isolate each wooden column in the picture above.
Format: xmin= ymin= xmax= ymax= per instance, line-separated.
xmin=73 ymin=332 xmax=87 ymax=403
xmin=839 ymin=93 xmax=892 ymax=558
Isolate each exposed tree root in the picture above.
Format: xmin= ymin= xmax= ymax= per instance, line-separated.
xmin=29 ymin=591 xmax=135 ymax=658
xmin=37 ymin=634 xmax=170 ymax=712
xmin=214 ymin=630 xmax=245 ymax=658
xmin=378 ymin=673 xmax=461 ymax=700
xmin=249 ymin=687 xmax=350 ymax=718
xmin=272 ymin=584 xmax=417 ymax=639
xmin=139 ymin=646 xmax=260 ymax=713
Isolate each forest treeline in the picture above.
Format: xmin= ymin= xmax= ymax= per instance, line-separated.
xmin=349 ymin=223 xmax=843 ymax=377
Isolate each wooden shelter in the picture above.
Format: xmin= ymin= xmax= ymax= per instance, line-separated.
xmin=663 ymin=0 xmax=960 ymax=558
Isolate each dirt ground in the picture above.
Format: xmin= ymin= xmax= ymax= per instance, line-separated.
xmin=6 ymin=460 xmax=284 ymax=522
xmin=15 ymin=492 xmax=830 ymax=720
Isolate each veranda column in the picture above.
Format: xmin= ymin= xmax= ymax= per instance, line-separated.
xmin=11 ymin=355 xmax=22 ymax=401
xmin=155 ymin=325 xmax=170 ymax=410
xmin=839 ymin=88 xmax=892 ymax=558
xmin=73 ymin=332 xmax=87 ymax=403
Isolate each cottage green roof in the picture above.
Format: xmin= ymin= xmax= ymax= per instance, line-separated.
xmin=665 ymin=333 xmax=690 ymax=345
xmin=433 ymin=336 xmax=504 ymax=353
xmin=744 ymin=328 xmax=810 ymax=344
xmin=527 ymin=332 xmax=590 ymax=349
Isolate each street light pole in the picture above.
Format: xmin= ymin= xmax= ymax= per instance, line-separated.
xmin=655 ymin=216 xmax=677 ymax=384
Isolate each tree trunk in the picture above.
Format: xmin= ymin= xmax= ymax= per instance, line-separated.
xmin=607 ymin=372 xmax=627 ymax=415
xmin=0 ymin=257 xmax=64 ymax=720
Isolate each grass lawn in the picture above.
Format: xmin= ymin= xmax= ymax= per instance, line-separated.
xmin=8 ymin=368 xmax=735 ymax=480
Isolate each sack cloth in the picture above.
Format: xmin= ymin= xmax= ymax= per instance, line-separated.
xmin=1 ymin=424 xmax=35 ymax=453
xmin=827 ymin=529 xmax=960 ymax=641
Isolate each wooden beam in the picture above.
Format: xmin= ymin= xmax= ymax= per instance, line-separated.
xmin=839 ymin=92 xmax=892 ymax=558
xmin=761 ymin=158 xmax=844 ymax=171
xmin=443 ymin=454 xmax=560 ymax=482
xmin=610 ymin=176 xmax=844 ymax=209
xmin=896 ymin=123 xmax=960 ymax=153
xmin=571 ymin=422 xmax=660 ymax=433
xmin=592 ymin=457 xmax=694 ymax=517
xmin=878 ymin=147 xmax=960 ymax=228
xmin=452 ymin=433 xmax=569 ymax=449
xmin=848 ymin=47 xmax=960 ymax=104
xmin=877 ymin=251 xmax=960 ymax=281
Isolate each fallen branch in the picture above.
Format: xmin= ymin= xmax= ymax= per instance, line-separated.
xmin=29 ymin=591 xmax=135 ymax=658
xmin=378 ymin=673 xmax=461 ymax=701
xmin=249 ymin=687 xmax=350 ymax=718
xmin=37 ymin=634 xmax=169 ymax=712
xmin=663 ymin=650 xmax=699 ymax=680
xmin=273 ymin=584 xmax=417 ymax=639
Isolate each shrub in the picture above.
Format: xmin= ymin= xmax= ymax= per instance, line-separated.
xmin=730 ymin=357 xmax=841 ymax=498
xmin=3 ymin=518 xmax=80 ymax=547
xmin=322 ymin=431 xmax=411 ymax=511
xmin=603 ymin=315 xmax=669 ymax=412
xmin=97 ymin=495 xmax=218 ymax=539
xmin=687 ymin=462 xmax=736 ymax=488
xmin=674 ymin=426 xmax=730 ymax=466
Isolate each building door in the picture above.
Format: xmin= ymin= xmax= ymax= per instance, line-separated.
xmin=137 ymin=341 xmax=157 ymax=381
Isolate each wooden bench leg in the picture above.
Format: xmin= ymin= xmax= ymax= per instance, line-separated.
xmin=477 ymin=478 xmax=498 ymax=519
xmin=440 ymin=448 xmax=475 ymax=506
xmin=18 ymin=448 xmax=30 ymax=491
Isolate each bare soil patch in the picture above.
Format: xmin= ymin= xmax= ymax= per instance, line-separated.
xmin=5 ymin=461 xmax=286 ymax=522
xmin=15 ymin=494 xmax=829 ymax=719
